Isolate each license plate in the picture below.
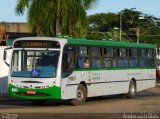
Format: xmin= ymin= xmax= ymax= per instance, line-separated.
xmin=27 ymin=90 xmax=36 ymax=95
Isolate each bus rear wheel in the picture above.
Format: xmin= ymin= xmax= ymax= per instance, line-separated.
xmin=70 ymin=84 xmax=87 ymax=106
xmin=126 ymin=80 xmax=136 ymax=99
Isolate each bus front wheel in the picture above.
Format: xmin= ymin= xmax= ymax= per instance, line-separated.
xmin=70 ymin=84 xmax=87 ymax=106
xmin=126 ymin=80 xmax=136 ymax=99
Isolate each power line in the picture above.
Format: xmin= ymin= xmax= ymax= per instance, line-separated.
xmin=128 ymin=33 xmax=160 ymax=37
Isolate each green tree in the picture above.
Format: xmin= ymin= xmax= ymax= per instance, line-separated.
xmin=87 ymin=8 xmax=160 ymax=45
xmin=16 ymin=0 xmax=98 ymax=37
xmin=88 ymin=13 xmax=119 ymax=32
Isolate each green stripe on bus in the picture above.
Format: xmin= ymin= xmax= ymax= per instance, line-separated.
xmin=67 ymin=39 xmax=155 ymax=49
xmin=8 ymin=84 xmax=61 ymax=100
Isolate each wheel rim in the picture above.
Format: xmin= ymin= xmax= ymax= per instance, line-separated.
xmin=130 ymin=84 xmax=135 ymax=96
xmin=76 ymin=89 xmax=84 ymax=101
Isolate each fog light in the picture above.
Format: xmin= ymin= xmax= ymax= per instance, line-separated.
xmin=12 ymin=88 xmax=18 ymax=92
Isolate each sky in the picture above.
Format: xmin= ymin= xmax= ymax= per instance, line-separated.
xmin=0 ymin=0 xmax=160 ymax=22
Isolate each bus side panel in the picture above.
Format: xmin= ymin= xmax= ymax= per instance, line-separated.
xmin=61 ymin=78 xmax=78 ymax=100
xmin=61 ymin=71 xmax=90 ymax=100
xmin=87 ymin=70 xmax=129 ymax=97
xmin=136 ymin=80 xmax=156 ymax=92
xmin=107 ymin=70 xmax=129 ymax=95
xmin=136 ymin=69 xmax=156 ymax=92
xmin=60 ymin=69 xmax=156 ymax=100
xmin=86 ymin=69 xmax=156 ymax=97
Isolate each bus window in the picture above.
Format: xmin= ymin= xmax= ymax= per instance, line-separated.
xmin=62 ymin=46 xmax=75 ymax=77
xmin=113 ymin=48 xmax=117 ymax=67
xmin=77 ymin=46 xmax=91 ymax=68
xmin=11 ymin=51 xmax=22 ymax=72
xmin=79 ymin=46 xmax=87 ymax=56
xmin=130 ymin=49 xmax=138 ymax=68
xmin=118 ymin=48 xmax=128 ymax=68
xmin=91 ymin=47 xmax=101 ymax=68
xmin=152 ymin=49 xmax=155 ymax=67
xmin=146 ymin=49 xmax=154 ymax=67
xmin=11 ymin=50 xmax=60 ymax=78
xmin=104 ymin=47 xmax=113 ymax=68
xmin=139 ymin=49 xmax=146 ymax=67
xmin=77 ymin=46 xmax=87 ymax=68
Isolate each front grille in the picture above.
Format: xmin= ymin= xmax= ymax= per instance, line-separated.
xmin=21 ymin=81 xmax=43 ymax=83
xmin=16 ymin=92 xmax=50 ymax=97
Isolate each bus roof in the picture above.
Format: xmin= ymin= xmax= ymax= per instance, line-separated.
xmin=67 ymin=38 xmax=155 ymax=49
xmin=12 ymin=37 xmax=155 ymax=49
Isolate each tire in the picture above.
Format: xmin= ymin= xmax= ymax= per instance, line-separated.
xmin=126 ymin=80 xmax=136 ymax=99
xmin=70 ymin=84 xmax=87 ymax=106
xmin=30 ymin=100 xmax=46 ymax=105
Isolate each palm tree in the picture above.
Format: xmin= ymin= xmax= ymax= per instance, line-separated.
xmin=15 ymin=0 xmax=98 ymax=37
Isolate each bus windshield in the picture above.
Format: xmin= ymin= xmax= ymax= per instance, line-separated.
xmin=11 ymin=50 xmax=60 ymax=78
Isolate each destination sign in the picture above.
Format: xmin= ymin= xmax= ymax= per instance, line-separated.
xmin=14 ymin=40 xmax=60 ymax=48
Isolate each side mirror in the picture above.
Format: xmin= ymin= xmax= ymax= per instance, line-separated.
xmin=3 ymin=47 xmax=12 ymax=66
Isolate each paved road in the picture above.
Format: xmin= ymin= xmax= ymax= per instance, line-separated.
xmin=0 ymin=85 xmax=159 ymax=119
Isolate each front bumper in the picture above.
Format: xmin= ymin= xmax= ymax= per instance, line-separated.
xmin=8 ymin=84 xmax=61 ymax=100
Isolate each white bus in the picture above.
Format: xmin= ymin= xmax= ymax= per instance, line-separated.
xmin=3 ymin=37 xmax=156 ymax=105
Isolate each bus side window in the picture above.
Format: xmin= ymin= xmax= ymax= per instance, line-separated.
xmin=152 ymin=49 xmax=155 ymax=67
xmin=130 ymin=49 xmax=138 ymax=68
xmin=91 ymin=47 xmax=101 ymax=68
xmin=146 ymin=49 xmax=153 ymax=67
xmin=104 ymin=47 xmax=113 ymax=68
xmin=139 ymin=49 xmax=146 ymax=67
xmin=78 ymin=57 xmax=85 ymax=68
xmin=118 ymin=48 xmax=128 ymax=68
xmin=77 ymin=46 xmax=91 ymax=68
xmin=62 ymin=46 xmax=75 ymax=77
xmin=78 ymin=46 xmax=86 ymax=68
xmin=113 ymin=48 xmax=117 ymax=67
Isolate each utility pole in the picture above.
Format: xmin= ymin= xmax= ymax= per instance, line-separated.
xmin=120 ymin=13 xmax=122 ymax=41
xmin=136 ymin=28 xmax=140 ymax=43
xmin=130 ymin=28 xmax=140 ymax=43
